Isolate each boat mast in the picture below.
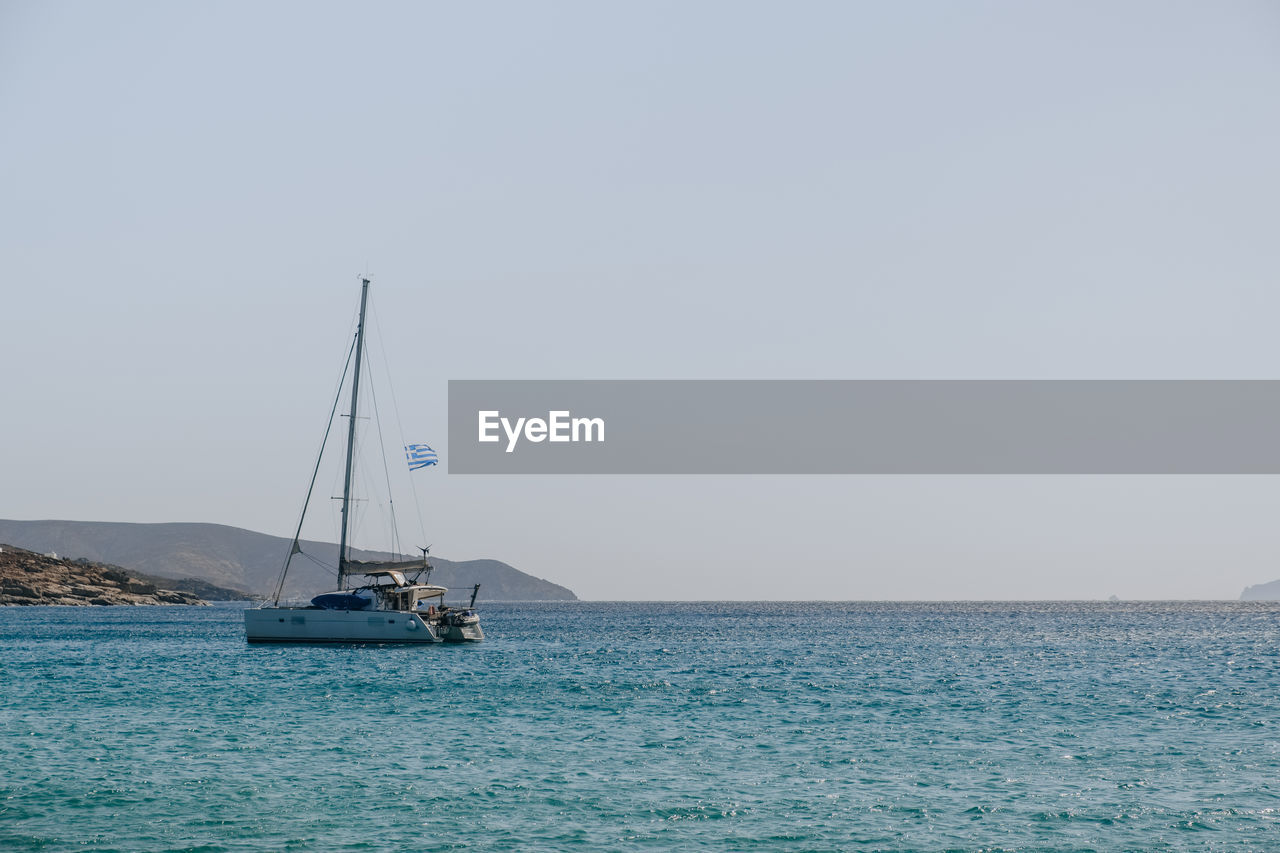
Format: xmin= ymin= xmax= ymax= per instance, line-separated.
xmin=337 ymin=277 xmax=371 ymax=589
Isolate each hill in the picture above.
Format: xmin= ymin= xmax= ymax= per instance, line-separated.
xmin=0 ymin=545 xmax=205 ymax=606
xmin=1240 ymin=579 xmax=1280 ymax=601
xmin=0 ymin=520 xmax=577 ymax=602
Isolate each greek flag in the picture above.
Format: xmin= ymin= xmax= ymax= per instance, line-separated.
xmin=405 ymin=444 xmax=438 ymax=470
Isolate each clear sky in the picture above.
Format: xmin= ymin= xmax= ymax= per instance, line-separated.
xmin=3 ymin=1 xmax=1279 ymax=599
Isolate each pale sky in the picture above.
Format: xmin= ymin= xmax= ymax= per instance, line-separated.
xmin=3 ymin=1 xmax=1280 ymax=599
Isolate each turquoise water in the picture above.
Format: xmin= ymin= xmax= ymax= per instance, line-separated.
xmin=1 ymin=602 xmax=1278 ymax=851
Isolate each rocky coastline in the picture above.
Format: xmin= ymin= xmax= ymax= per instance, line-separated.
xmin=0 ymin=545 xmax=206 ymax=606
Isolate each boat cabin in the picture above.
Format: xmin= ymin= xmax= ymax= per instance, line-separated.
xmin=359 ymin=569 xmax=447 ymax=612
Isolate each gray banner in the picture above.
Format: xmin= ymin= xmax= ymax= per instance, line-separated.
xmin=446 ymin=380 xmax=1280 ymax=474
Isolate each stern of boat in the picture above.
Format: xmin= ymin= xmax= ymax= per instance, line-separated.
xmin=438 ymin=611 xmax=484 ymax=642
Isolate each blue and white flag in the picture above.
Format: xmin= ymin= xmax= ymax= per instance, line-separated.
xmin=405 ymin=444 xmax=439 ymax=470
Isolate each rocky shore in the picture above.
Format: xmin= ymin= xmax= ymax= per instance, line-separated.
xmin=0 ymin=545 xmax=206 ymax=606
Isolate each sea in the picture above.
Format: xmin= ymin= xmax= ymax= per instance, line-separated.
xmin=1 ymin=601 xmax=1277 ymax=852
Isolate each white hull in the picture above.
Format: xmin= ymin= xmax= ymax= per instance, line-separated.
xmin=245 ymin=607 xmax=442 ymax=643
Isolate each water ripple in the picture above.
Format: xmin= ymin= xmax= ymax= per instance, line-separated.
xmin=1 ymin=601 xmax=1278 ymax=850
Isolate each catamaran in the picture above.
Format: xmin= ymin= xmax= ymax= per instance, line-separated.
xmin=245 ymin=278 xmax=483 ymax=644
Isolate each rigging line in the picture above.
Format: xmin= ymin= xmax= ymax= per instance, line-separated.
xmin=366 ymin=347 xmax=402 ymax=562
xmin=326 ymin=407 xmax=347 ymax=550
xmin=304 ymin=293 xmax=366 ymax=586
xmin=366 ymin=301 xmax=403 ymax=560
xmin=299 ymin=550 xmax=339 ymax=578
xmin=293 ymin=546 xmax=337 ymax=571
xmin=314 ymin=301 xmax=362 ymax=576
xmin=269 ymin=333 xmax=358 ymax=605
xmin=346 ymin=366 xmax=376 ymax=565
xmin=347 ymin=427 xmax=381 ymax=562
xmin=369 ymin=303 xmax=429 ymax=550
xmin=348 ymin=425 xmax=364 ymax=556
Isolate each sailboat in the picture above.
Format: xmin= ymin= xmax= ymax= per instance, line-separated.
xmin=244 ymin=278 xmax=484 ymax=644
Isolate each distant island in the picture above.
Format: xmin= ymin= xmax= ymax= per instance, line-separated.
xmin=1240 ymin=579 xmax=1280 ymax=601
xmin=0 ymin=545 xmax=209 ymax=606
xmin=0 ymin=519 xmax=577 ymax=602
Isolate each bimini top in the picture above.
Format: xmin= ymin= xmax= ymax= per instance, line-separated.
xmin=358 ymin=570 xmax=448 ymax=598
xmin=362 ymin=569 xmax=411 ymax=587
